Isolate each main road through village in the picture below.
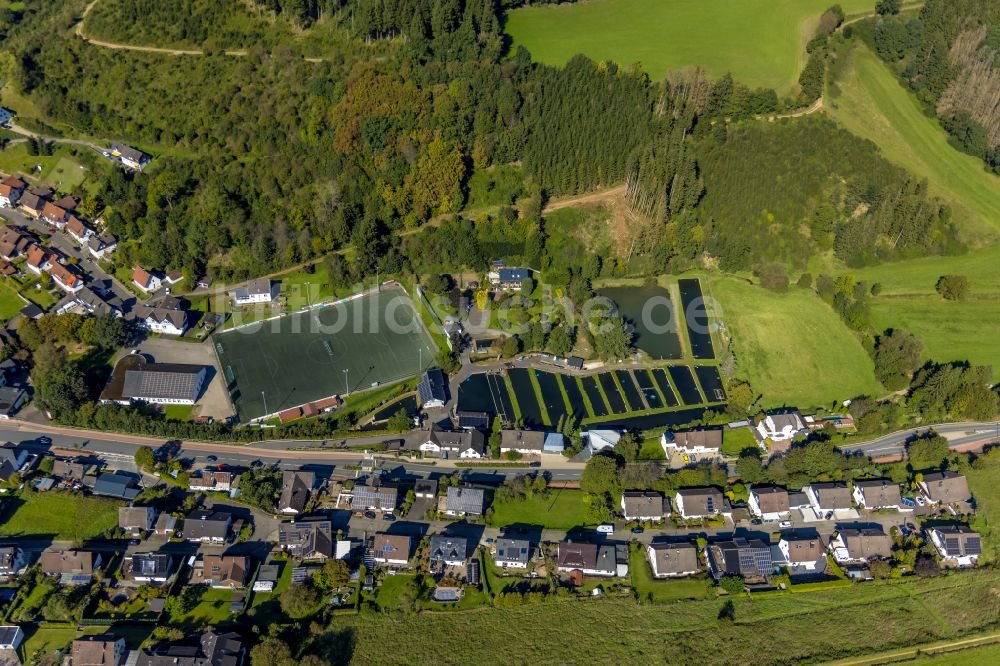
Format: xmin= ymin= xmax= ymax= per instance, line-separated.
xmin=1 ymin=419 xmax=998 ymax=482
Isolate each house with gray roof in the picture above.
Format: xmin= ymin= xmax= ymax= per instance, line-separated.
xmin=93 ymin=472 xmax=141 ymax=500
xmin=928 ymin=525 xmax=981 ymax=568
xmin=646 ymin=542 xmax=700 ymax=578
xmin=352 ymin=482 xmax=399 ymax=512
xmin=135 ymin=631 xmax=244 ymax=666
xmin=919 ymin=471 xmax=971 ymax=506
xmin=707 ymin=537 xmax=773 ymax=583
xmin=419 ymin=425 xmax=486 ymax=459
xmin=494 ymin=538 xmax=532 ymax=569
xmin=621 ymin=491 xmax=667 ymax=521
xmin=829 ymin=527 xmax=892 ymax=564
xmin=417 ymin=368 xmax=447 ymax=408
xmin=277 ymin=517 xmax=333 ymax=560
xmin=183 ymin=510 xmax=231 ymax=543
xmin=443 ymin=486 xmax=486 ymax=516
xmin=674 ymin=487 xmax=725 ymax=520
xmin=429 ymin=535 xmax=468 ymax=568
xmin=852 ymin=479 xmax=904 ymax=511
xmin=278 ymin=470 xmax=315 ymax=515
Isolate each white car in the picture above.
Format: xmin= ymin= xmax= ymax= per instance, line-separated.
xmin=915 ymin=496 xmax=926 ymax=507
xmin=596 ymin=524 xmax=615 ymax=535
xmin=779 ymin=520 xmax=792 ymax=529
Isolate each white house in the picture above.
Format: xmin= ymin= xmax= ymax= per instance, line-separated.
xmin=803 ymin=483 xmax=854 ymax=519
xmin=132 ymin=267 xmax=161 ymax=293
xmin=233 ymin=278 xmax=274 ymax=305
xmin=852 ymin=479 xmax=904 ymax=511
xmin=674 ymin=487 xmax=725 ymax=520
xmin=660 ymin=428 xmax=722 ymax=461
xmin=747 ymin=486 xmax=791 ymax=521
xmin=927 ymin=526 xmax=981 ymax=568
xmin=111 ymin=144 xmax=151 ymax=171
xmin=87 ymin=234 xmax=118 ymax=260
xmin=500 ymin=429 xmax=546 ymax=456
xmin=646 ymin=543 xmax=700 ymax=578
xmin=419 ymin=427 xmax=486 ymax=459
xmin=133 ymin=305 xmax=187 ymax=336
xmin=585 ymin=429 xmax=620 ymax=452
xmin=752 ymin=411 xmax=807 ymax=447
xmin=0 ymin=176 xmax=25 ymax=209
xmin=621 ymin=491 xmax=667 ymax=521
xmin=778 ymin=536 xmax=825 ymax=572
xmin=0 ymin=626 xmax=24 ymax=652
xmin=372 ymin=534 xmax=411 ymax=567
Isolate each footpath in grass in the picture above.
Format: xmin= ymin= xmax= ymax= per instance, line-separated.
xmin=0 ymin=490 xmax=121 ymax=541
xmin=488 ymin=489 xmax=589 ymax=530
xmin=709 ymin=277 xmax=882 ymax=408
xmin=507 ymin=0 xmax=872 ymax=93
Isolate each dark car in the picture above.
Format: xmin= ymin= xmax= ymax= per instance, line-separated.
xmin=205 ymin=455 xmax=218 ymax=463
xmin=363 ymin=511 xmax=376 ymax=520
xmin=630 ymin=527 xmax=644 ymax=534
xmin=383 ymin=514 xmax=396 ymax=522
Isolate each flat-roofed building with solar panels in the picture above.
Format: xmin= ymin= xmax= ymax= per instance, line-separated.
xmin=100 ymin=355 xmax=207 ymax=406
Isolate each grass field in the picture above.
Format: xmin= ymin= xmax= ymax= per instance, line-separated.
xmin=721 ymin=427 xmax=758 ymax=456
xmin=0 ymin=142 xmax=91 ymax=192
xmin=506 ymin=0 xmax=873 ymax=94
xmin=0 ymin=279 xmax=25 ymax=322
xmin=168 ymin=587 xmax=236 ymax=628
xmin=214 ymin=285 xmax=435 ymax=422
xmin=335 ymin=569 xmax=1000 ymax=664
xmin=488 ymin=489 xmax=590 ymax=530
xmin=709 ymin=277 xmax=882 ymax=407
xmin=826 ymin=43 xmax=1000 ymax=242
xmin=0 ymin=490 xmax=121 ymax=541
xmin=965 ymin=460 xmax=1000 ymax=564
xmin=913 ymin=642 xmax=1000 ymax=664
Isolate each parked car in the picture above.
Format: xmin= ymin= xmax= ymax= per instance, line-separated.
xmin=915 ymin=496 xmax=926 ymax=507
xmin=205 ymin=455 xmax=218 ymax=463
xmin=596 ymin=524 xmax=615 ymax=534
xmin=779 ymin=520 xmax=792 ymax=529
xmin=630 ymin=527 xmax=644 ymax=534
xmin=383 ymin=514 xmax=396 ymax=522
xmin=363 ymin=511 xmax=376 ymax=520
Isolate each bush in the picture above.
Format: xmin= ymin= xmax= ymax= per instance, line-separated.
xmin=758 ymin=264 xmax=789 ymax=292
xmin=719 ymin=575 xmax=745 ymax=595
xmin=935 ymin=275 xmax=969 ymax=300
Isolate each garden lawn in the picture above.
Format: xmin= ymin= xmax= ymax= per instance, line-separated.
xmin=639 ymin=436 xmax=666 ymax=461
xmin=709 ymin=278 xmax=882 ymax=408
xmin=0 ymin=279 xmax=25 ymax=322
xmin=629 ymin=546 xmax=713 ymax=603
xmin=0 ymin=490 xmax=121 ymax=541
xmin=506 ymin=0 xmax=873 ymax=94
xmin=335 ymin=570 xmax=1000 ymax=664
xmin=45 ymin=156 xmax=88 ymax=191
xmin=169 ymin=587 xmax=235 ymax=628
xmin=721 ymin=427 xmax=758 ymax=456
xmin=826 ymin=43 xmax=1000 ymax=242
xmin=164 ymin=404 xmax=195 ymax=421
xmin=868 ymin=296 xmax=1000 ymax=382
xmin=488 ymin=489 xmax=589 ymax=530
xmin=966 ymin=461 xmax=1000 ymax=564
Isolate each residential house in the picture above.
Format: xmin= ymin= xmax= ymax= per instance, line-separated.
xmin=748 ymin=486 xmax=791 ymax=521
xmin=277 ymin=470 xmax=316 ymax=515
xmin=646 ymin=542 xmax=700 ymax=578
xmin=0 ymin=107 xmax=13 ymax=125
xmin=419 ymin=426 xmax=486 ymax=459
xmin=19 ymin=186 xmax=52 ymax=217
xmin=56 ymin=286 xmax=123 ymax=318
xmin=752 ymin=410 xmax=807 ymax=450
xmin=500 ymin=429 xmax=546 ymax=456
xmin=443 ymin=485 xmax=486 ymax=516
xmin=38 ymin=549 xmax=102 ymax=584
xmin=829 ymin=527 xmax=893 ymax=564
xmin=127 ymin=552 xmax=173 ymax=584
xmin=183 ymin=510 xmax=232 ymax=543
xmin=118 ymin=506 xmax=157 ymax=536
xmin=352 ymin=482 xmax=399 ymax=513
xmin=71 ymin=636 xmax=127 ymax=666
xmin=0 ymin=546 xmax=26 ymax=580
xmin=621 ymin=491 xmax=667 ymax=521
xmin=414 ymin=479 xmax=437 ymax=499
xmin=93 ymin=472 xmax=142 ymax=500
xmin=0 ymin=445 xmax=29 ymax=482
xmin=40 ymin=202 xmax=69 ymax=228
xmin=192 ymin=555 xmax=250 ymax=588
xmin=852 ymin=479 xmax=904 ymax=511
xmin=132 ymin=304 xmax=188 ymax=336
xmin=660 ymin=428 xmax=723 ymax=462
xmin=86 ymin=234 xmax=118 ymax=260
xmin=416 ymin=368 xmax=447 ymax=409
xmin=0 ymin=225 xmax=34 ymax=259
xmin=277 ymin=517 xmax=333 ymax=560
xmin=0 ymin=388 xmax=26 ymax=421
xmin=232 ymin=279 xmax=274 ymax=305
xmin=53 ymin=458 xmax=90 ymax=481
xmin=927 ymin=525 xmax=981 ymax=568
xmin=584 ymin=429 xmax=620 ymax=452
xmin=803 ymin=482 xmax=853 ymax=518
xmin=135 ymin=631 xmax=244 ymax=666
xmin=706 ymin=538 xmax=774 ymax=583
xmin=778 ymin=535 xmax=826 ymax=572
xmin=0 ymin=627 xmax=23 ymax=653
xmin=429 ymin=535 xmax=469 ymax=569
xmin=48 ymin=261 xmax=84 ymax=293
xmin=132 ymin=267 xmax=161 ymax=293
xmin=919 ymin=471 xmax=972 ymax=506
xmin=54 ymin=195 xmax=78 ymax=212
xmin=0 ymin=177 xmax=25 ymax=209
xmin=111 ymin=144 xmax=152 ymax=171
xmin=372 ymin=533 xmax=412 ymax=567
xmin=25 ymin=244 xmax=55 ymax=274
xmin=556 ymin=542 xmax=619 ymax=577
xmin=543 ymin=432 xmax=565 ymax=453
xmin=494 ymin=538 xmax=532 ymax=569
xmin=674 ymin=487 xmax=725 ymax=520
xmin=189 ymin=469 xmax=234 ymax=493
xmin=488 ymin=267 xmax=532 ymax=290
xmin=66 ymin=216 xmax=93 ymax=244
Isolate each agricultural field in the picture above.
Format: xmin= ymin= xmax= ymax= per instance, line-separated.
xmin=336 ymin=570 xmax=1000 ymax=664
xmin=488 ymin=489 xmax=590 ymax=531
xmin=0 ymin=490 xmax=121 ymax=541
xmin=709 ymin=277 xmax=882 ymax=408
xmin=506 ymin=0 xmax=873 ymax=93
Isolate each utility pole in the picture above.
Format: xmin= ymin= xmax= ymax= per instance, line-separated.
xmin=343 ymin=368 xmax=349 ymax=396
xmin=261 ymin=391 xmax=268 ymax=417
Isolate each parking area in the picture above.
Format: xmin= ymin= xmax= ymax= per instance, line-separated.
xmin=124 ymin=338 xmax=235 ymax=420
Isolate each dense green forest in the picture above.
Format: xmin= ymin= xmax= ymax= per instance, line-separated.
xmin=0 ymin=0 xmax=965 ymax=284
xmin=866 ymin=0 xmax=1000 ymax=171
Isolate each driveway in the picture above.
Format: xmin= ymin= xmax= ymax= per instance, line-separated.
xmin=125 ymin=338 xmax=235 ymax=420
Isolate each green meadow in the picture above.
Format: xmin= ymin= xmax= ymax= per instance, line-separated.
xmin=709 ymin=277 xmax=882 ymax=407
xmin=506 ymin=0 xmax=874 ymax=93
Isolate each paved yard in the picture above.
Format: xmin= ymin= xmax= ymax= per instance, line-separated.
xmin=124 ymin=338 xmax=235 ymax=420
